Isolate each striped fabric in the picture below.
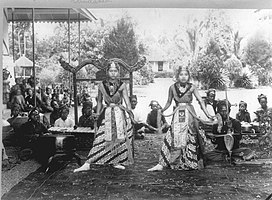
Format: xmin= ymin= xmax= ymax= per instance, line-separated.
xmin=86 ymin=112 xmax=134 ymax=166
xmin=159 ymin=105 xmax=199 ymax=170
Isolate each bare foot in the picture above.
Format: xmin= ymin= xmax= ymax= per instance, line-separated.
xmin=147 ymin=164 xmax=163 ymax=172
xmin=73 ymin=163 xmax=90 ymax=172
xmin=113 ymin=164 xmax=125 ymax=170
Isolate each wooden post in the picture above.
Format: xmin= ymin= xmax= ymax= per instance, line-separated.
xmin=73 ymin=73 xmax=78 ymax=125
xmin=129 ymin=71 xmax=133 ymax=97
xmin=32 ymin=8 xmax=36 ymax=107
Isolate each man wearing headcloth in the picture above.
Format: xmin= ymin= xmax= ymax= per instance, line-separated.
xmin=78 ymin=101 xmax=95 ymax=129
xmin=253 ymin=94 xmax=272 ymax=123
xmin=205 ymin=100 xmax=254 ymax=163
xmin=130 ymin=95 xmax=144 ymax=138
xmin=146 ymin=100 xmax=169 ymax=133
xmin=204 ymin=89 xmax=218 ymax=114
xmin=18 ymin=108 xmax=51 ymax=161
xmin=253 ymin=94 xmax=272 ymax=146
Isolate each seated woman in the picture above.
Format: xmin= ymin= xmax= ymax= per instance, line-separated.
xmin=145 ymin=100 xmax=169 ymax=133
xmin=236 ymin=101 xmax=251 ymax=123
xmin=18 ymin=108 xmax=51 ymax=161
xmin=78 ymin=101 xmax=95 ymax=129
xmin=54 ymin=105 xmax=75 ymax=127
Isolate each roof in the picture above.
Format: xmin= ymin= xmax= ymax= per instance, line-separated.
xmin=147 ymin=47 xmax=168 ymax=62
xmin=14 ymin=54 xmax=33 ymax=67
xmin=6 ymin=8 xmax=97 ymax=23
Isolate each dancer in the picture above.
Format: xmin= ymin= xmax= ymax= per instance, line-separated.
xmin=74 ymin=62 xmax=135 ymax=172
xmin=148 ymin=64 xmax=213 ymax=171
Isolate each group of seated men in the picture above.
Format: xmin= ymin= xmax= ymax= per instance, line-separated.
xmin=202 ymin=89 xmax=272 ymax=163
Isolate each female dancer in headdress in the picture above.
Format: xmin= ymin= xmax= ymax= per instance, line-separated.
xmin=74 ymin=62 xmax=135 ymax=172
xmin=148 ymin=64 xmax=214 ymax=171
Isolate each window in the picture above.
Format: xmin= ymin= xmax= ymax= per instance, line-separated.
xmin=158 ymin=61 xmax=163 ymax=71
xmin=25 ymin=68 xmax=32 ymax=77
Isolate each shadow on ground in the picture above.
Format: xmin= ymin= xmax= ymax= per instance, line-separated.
xmin=2 ymin=134 xmax=272 ymax=200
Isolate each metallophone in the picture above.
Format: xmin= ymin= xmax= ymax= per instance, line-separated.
xmin=48 ymin=127 xmax=94 ymax=134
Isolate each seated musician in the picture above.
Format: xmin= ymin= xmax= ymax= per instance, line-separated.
xmin=7 ymin=104 xmax=22 ymax=125
xmin=18 ymin=107 xmax=51 ymax=161
xmin=54 ymin=105 xmax=75 ymax=127
xmin=146 ymin=100 xmax=169 ymax=133
xmin=78 ymin=101 xmax=95 ymax=129
xmin=204 ymin=89 xmax=218 ymax=114
xmin=204 ymin=100 xmax=254 ymax=162
xmin=236 ymin=101 xmax=251 ymax=123
xmin=130 ymin=95 xmax=145 ymax=139
xmin=253 ymin=94 xmax=272 ymax=123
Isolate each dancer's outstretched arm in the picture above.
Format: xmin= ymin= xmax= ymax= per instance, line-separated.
xmin=193 ymin=85 xmax=213 ymax=119
xmin=161 ymin=86 xmax=173 ymax=113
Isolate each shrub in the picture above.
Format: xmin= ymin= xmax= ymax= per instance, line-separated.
xmin=234 ymin=74 xmax=253 ymax=89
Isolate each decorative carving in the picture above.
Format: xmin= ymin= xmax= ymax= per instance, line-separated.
xmin=59 ymin=55 xmax=146 ymax=74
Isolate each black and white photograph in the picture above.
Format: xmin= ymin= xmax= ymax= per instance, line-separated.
xmin=1 ymin=0 xmax=272 ymax=199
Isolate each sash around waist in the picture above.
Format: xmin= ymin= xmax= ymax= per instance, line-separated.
xmin=107 ymin=103 xmax=121 ymax=107
xmin=176 ymin=102 xmax=192 ymax=106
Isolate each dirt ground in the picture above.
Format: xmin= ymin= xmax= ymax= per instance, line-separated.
xmin=2 ymin=78 xmax=272 ymax=199
xmin=2 ymin=134 xmax=272 ymax=200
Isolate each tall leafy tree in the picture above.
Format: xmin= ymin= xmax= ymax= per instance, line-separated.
xmin=9 ymin=21 xmax=33 ymax=61
xmin=192 ymin=39 xmax=226 ymax=90
xmin=102 ymin=16 xmax=142 ymax=66
xmin=243 ymin=35 xmax=272 ymax=85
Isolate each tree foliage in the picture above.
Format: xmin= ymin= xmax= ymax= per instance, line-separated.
xmin=243 ymin=35 xmax=272 ymax=85
xmin=102 ymin=17 xmax=141 ymax=65
xmin=192 ymin=39 xmax=226 ymax=90
xmin=102 ymin=16 xmax=152 ymax=84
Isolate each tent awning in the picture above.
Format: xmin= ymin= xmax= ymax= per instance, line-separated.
xmin=6 ymin=8 xmax=97 ymax=22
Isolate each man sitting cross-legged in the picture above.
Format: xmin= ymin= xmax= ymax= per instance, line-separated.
xmin=204 ymin=100 xmax=254 ymax=163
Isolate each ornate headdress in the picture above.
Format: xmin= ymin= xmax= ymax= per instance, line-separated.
xmin=107 ymin=61 xmax=120 ymax=71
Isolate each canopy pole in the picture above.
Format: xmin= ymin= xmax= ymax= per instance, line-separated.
xmin=129 ymin=72 xmax=133 ymax=97
xmin=12 ymin=9 xmax=15 ymax=63
xmin=73 ymin=13 xmax=81 ymax=125
xmin=68 ymin=9 xmax=72 ymax=103
xmin=32 ymin=8 xmax=36 ymax=107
